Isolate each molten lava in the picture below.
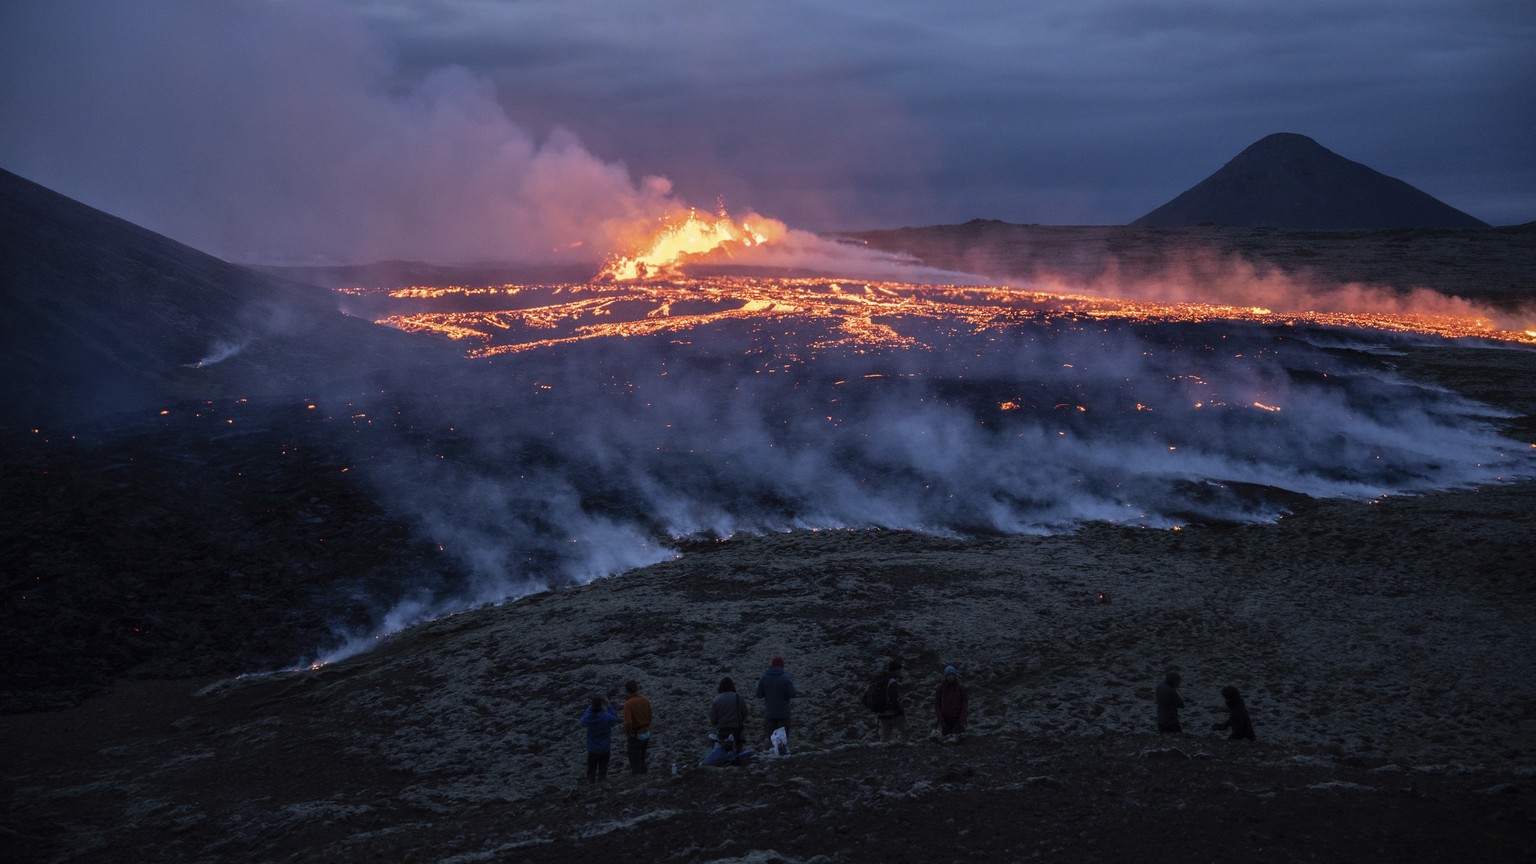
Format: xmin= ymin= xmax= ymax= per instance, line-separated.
xmin=598 ymin=207 xmax=783 ymax=281
xmin=372 ymin=275 xmax=1536 ymax=360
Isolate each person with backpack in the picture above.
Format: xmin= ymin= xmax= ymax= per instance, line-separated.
xmin=934 ymin=665 xmax=968 ymax=739
xmin=863 ymin=657 xmax=906 ymax=742
xmin=755 ymin=656 xmax=797 ymax=748
xmin=709 ymin=676 xmax=748 ymax=756
xmin=579 ymin=695 xmax=622 ymax=783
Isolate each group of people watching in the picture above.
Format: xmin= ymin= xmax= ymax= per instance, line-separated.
xmin=577 ymin=655 xmax=970 ymax=781
xmin=580 ymin=660 xmax=1253 ymax=782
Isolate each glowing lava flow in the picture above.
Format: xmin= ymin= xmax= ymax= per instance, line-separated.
xmin=366 ymin=204 xmax=1536 ymax=355
xmin=598 ymin=208 xmax=782 ymax=281
xmin=372 ymin=276 xmax=1536 ymax=359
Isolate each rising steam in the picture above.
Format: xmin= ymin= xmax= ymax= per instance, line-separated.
xmin=307 ymin=307 xmax=1535 ymax=663
xmin=185 ymin=339 xmax=247 ymax=369
xmin=1012 ymin=249 xmax=1536 ymax=337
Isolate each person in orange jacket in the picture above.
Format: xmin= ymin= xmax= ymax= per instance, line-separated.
xmin=621 ymin=679 xmax=654 ymax=773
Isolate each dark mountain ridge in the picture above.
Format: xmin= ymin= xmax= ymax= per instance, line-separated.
xmin=1132 ymin=132 xmax=1488 ymax=229
xmin=0 ymin=167 xmax=447 ymax=429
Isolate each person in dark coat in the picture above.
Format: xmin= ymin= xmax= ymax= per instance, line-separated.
xmin=877 ymin=657 xmax=906 ymax=742
xmin=579 ymin=695 xmax=622 ymax=783
xmin=755 ymin=656 xmax=798 ymax=746
xmin=708 ymin=676 xmax=748 ymax=754
xmin=1155 ymin=670 xmax=1185 ymax=733
xmin=934 ymin=665 xmax=969 ymax=738
xmin=1211 ymin=685 xmax=1256 ymax=740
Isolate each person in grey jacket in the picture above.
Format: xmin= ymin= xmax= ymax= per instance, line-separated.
xmin=709 ymin=677 xmax=748 ymax=753
xmin=755 ymin=656 xmax=798 ymax=745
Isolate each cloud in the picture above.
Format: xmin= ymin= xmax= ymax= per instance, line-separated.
xmin=354 ymin=0 xmax=1534 ymax=227
xmin=2 ymin=0 xmax=1532 ymax=267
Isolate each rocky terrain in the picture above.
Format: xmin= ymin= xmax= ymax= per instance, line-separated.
xmin=0 ymin=401 xmax=458 ymax=712
xmin=3 ymin=453 xmax=1535 ymax=861
xmin=0 ymin=167 xmax=450 ymax=429
xmin=3 ymin=167 xmax=1535 ymax=860
xmin=5 ymin=333 xmax=1536 ymax=861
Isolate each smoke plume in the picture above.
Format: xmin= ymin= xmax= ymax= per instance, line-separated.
xmin=0 ymin=0 xmax=687 ymax=265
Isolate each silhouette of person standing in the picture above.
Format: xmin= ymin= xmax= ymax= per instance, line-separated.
xmin=934 ymin=665 xmax=968 ymax=738
xmin=579 ymin=695 xmax=621 ymax=782
xmin=877 ymin=657 xmax=906 ymax=742
xmin=1155 ymin=670 xmax=1185 ymax=733
xmin=709 ymin=676 xmax=747 ymax=754
xmin=755 ymin=656 xmax=797 ymax=746
xmin=621 ymin=679 xmax=654 ymax=772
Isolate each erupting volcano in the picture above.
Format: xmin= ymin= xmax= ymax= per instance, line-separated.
xmin=597 ymin=207 xmax=784 ymax=282
xmin=8 ymin=3 xmax=1536 ymax=859
xmin=6 ymin=165 xmax=1536 ymax=864
xmin=349 ymin=207 xmax=1536 ymax=360
xmin=6 ymin=163 xmax=1533 ymax=672
xmin=285 ymin=207 xmax=1536 ymax=654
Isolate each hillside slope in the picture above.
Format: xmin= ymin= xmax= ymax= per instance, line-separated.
xmin=0 ymin=168 xmax=446 ymax=429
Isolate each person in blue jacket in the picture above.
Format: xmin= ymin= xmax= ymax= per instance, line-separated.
xmin=698 ymin=732 xmax=756 ymax=767
xmin=755 ymin=656 xmax=798 ymax=748
xmin=579 ymin=695 xmax=622 ymax=783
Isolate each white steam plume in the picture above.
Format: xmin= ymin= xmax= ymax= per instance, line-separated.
xmin=305 ymin=316 xmax=1534 ymax=663
xmin=1020 ymin=250 xmax=1536 ymax=335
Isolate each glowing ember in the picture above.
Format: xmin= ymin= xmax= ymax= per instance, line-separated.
xmin=598 ymin=207 xmax=783 ymax=281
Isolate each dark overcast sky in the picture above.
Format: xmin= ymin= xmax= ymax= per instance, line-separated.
xmin=2 ymin=0 xmax=1531 ymax=263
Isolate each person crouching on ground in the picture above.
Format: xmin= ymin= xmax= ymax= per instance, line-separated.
xmin=1155 ymin=670 xmax=1185 ymax=733
xmin=621 ymin=679 xmax=654 ymax=773
xmin=709 ymin=676 xmax=748 ymax=755
xmin=1211 ymin=685 xmax=1255 ymax=740
xmin=756 ymin=656 xmax=797 ymax=749
xmin=934 ymin=665 xmax=968 ymax=740
xmin=579 ymin=695 xmax=622 ymax=783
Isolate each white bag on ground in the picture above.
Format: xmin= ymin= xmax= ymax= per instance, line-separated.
xmin=770 ymin=726 xmax=790 ymax=756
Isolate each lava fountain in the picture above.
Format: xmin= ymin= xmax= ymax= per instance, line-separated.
xmin=597 ymin=206 xmax=785 ymax=282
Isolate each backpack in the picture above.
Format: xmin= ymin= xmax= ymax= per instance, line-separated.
xmin=861 ymin=675 xmax=889 ymax=713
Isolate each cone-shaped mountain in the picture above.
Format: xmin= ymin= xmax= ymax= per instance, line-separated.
xmin=1133 ymin=133 xmax=1487 ymax=230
